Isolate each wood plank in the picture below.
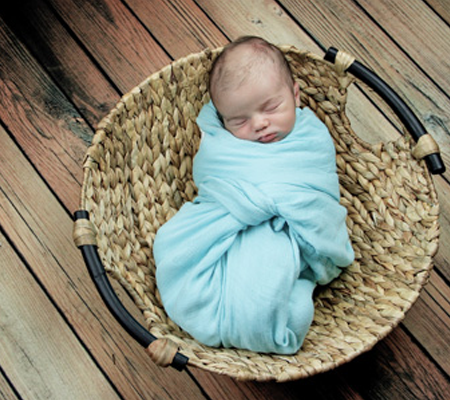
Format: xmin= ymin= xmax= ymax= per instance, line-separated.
xmin=278 ymin=0 xmax=450 ymax=173
xmin=0 ymin=17 xmax=88 ymax=213
xmin=0 ymin=0 xmax=120 ymax=127
xmin=0 ymin=125 xmax=207 ymax=400
xmin=0 ymin=232 xmax=120 ymax=399
xmin=46 ymin=0 xmax=171 ymax=93
xmin=427 ymin=0 xmax=450 ymax=25
xmin=0 ymin=1 xmax=170 ymax=213
xmin=402 ymin=269 xmax=450 ymax=376
xmin=125 ymin=0 xmax=228 ymax=57
xmin=344 ymin=327 xmax=450 ymax=399
xmin=430 ymin=175 xmax=450 ymax=283
xmin=357 ymin=0 xmax=450 ymax=93
xmin=192 ymin=367 xmax=364 ymax=400
xmin=0 ymin=371 xmax=20 ymax=400
xmin=0 ymin=0 xmax=224 ymax=127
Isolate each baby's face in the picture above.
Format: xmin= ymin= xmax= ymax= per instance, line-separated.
xmin=214 ymin=67 xmax=300 ymax=143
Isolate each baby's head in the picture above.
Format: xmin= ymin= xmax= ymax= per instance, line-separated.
xmin=209 ymin=36 xmax=300 ymax=143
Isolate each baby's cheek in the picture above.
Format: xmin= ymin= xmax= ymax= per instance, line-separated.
xmin=279 ymin=114 xmax=295 ymax=132
xmin=231 ymin=126 xmax=250 ymax=140
xmin=289 ymin=111 xmax=298 ymax=129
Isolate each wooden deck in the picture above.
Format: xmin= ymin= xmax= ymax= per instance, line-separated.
xmin=1 ymin=0 xmax=450 ymax=398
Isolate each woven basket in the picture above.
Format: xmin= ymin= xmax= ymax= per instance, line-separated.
xmin=74 ymin=45 xmax=442 ymax=382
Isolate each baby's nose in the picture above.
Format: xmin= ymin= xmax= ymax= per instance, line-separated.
xmin=253 ymin=115 xmax=269 ymax=132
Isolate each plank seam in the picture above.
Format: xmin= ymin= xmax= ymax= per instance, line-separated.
xmin=400 ymin=321 xmax=450 ymax=381
xmin=192 ymin=0 xmax=232 ymax=42
xmin=41 ymin=0 xmax=124 ymax=99
xmin=0 ymin=364 xmax=23 ymax=400
xmin=423 ymin=0 xmax=450 ymax=29
xmin=0 ymin=120 xmax=75 ymax=218
xmin=120 ymin=0 xmax=174 ymax=61
xmin=351 ymin=0 xmax=450 ymax=103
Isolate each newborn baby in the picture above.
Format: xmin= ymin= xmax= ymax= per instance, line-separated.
xmin=153 ymin=36 xmax=354 ymax=354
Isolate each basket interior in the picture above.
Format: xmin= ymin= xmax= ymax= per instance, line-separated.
xmin=81 ymin=47 xmax=439 ymax=381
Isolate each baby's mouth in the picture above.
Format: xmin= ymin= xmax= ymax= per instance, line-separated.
xmin=258 ymin=133 xmax=279 ymax=143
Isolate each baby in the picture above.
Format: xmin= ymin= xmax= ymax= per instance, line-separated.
xmin=209 ymin=36 xmax=300 ymax=143
xmin=154 ymin=37 xmax=354 ymax=354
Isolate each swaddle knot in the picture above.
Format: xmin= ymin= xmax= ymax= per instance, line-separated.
xmin=197 ymin=176 xmax=282 ymax=227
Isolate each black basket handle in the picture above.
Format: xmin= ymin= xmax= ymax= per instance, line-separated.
xmin=73 ymin=210 xmax=189 ymax=371
xmin=324 ymin=47 xmax=445 ymax=175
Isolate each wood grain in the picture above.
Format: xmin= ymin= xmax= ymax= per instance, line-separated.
xmin=426 ymin=0 xmax=450 ymax=25
xmin=46 ymin=0 xmax=171 ymax=93
xmin=0 ymin=18 xmax=88 ymax=213
xmin=0 ymin=231 xmax=120 ymax=399
xmin=402 ymin=269 xmax=450 ymax=375
xmin=0 ymin=0 xmax=120 ymax=128
xmin=343 ymin=328 xmax=450 ymax=399
xmin=357 ymin=0 xmax=450 ymax=92
xmin=191 ymin=366 xmax=364 ymax=400
xmin=0 ymin=371 xmax=19 ymax=400
xmin=126 ymin=0 xmax=229 ymax=57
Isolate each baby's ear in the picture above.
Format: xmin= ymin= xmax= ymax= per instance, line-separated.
xmin=293 ymin=82 xmax=301 ymax=107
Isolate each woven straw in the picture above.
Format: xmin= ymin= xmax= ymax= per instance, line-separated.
xmin=76 ymin=46 xmax=440 ymax=382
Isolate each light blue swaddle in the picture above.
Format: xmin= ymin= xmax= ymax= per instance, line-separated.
xmin=153 ymin=101 xmax=354 ymax=354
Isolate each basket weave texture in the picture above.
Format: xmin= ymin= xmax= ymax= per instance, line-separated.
xmin=78 ymin=46 xmax=440 ymax=381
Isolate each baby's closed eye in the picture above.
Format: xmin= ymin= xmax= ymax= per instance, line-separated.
xmin=264 ymin=101 xmax=282 ymax=113
xmin=229 ymin=118 xmax=248 ymax=126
